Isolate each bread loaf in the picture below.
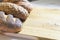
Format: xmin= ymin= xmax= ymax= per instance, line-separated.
xmin=0 ymin=2 xmax=29 ymax=22
xmin=0 ymin=11 xmax=22 ymax=33
xmin=3 ymin=0 xmax=32 ymax=13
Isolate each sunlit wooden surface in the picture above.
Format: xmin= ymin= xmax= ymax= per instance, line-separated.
xmin=0 ymin=6 xmax=60 ymax=40
xmin=20 ymin=7 xmax=60 ymax=40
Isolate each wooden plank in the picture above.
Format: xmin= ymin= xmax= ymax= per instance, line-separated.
xmin=1 ymin=33 xmax=38 ymax=40
xmin=0 ymin=33 xmax=54 ymax=40
xmin=20 ymin=7 xmax=60 ymax=40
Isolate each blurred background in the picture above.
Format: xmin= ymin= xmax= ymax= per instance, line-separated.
xmin=29 ymin=0 xmax=60 ymax=8
xmin=29 ymin=0 xmax=60 ymax=5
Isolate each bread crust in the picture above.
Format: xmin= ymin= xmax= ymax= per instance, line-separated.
xmin=0 ymin=2 xmax=29 ymax=22
xmin=0 ymin=11 xmax=22 ymax=33
xmin=3 ymin=0 xmax=32 ymax=13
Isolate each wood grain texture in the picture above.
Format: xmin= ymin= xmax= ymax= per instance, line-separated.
xmin=20 ymin=7 xmax=60 ymax=40
xmin=0 ymin=33 xmax=54 ymax=40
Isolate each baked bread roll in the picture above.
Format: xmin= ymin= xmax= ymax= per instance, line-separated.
xmin=0 ymin=11 xmax=22 ymax=33
xmin=0 ymin=0 xmax=32 ymax=33
xmin=3 ymin=0 xmax=32 ymax=13
xmin=0 ymin=2 xmax=29 ymax=22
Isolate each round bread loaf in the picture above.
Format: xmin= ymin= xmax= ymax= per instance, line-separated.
xmin=0 ymin=2 xmax=29 ymax=22
xmin=0 ymin=11 xmax=22 ymax=33
xmin=3 ymin=0 xmax=32 ymax=13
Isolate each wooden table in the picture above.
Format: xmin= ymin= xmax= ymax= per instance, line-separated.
xmin=20 ymin=7 xmax=60 ymax=40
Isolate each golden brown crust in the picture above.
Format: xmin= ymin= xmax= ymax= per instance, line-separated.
xmin=0 ymin=11 xmax=22 ymax=33
xmin=3 ymin=0 xmax=32 ymax=13
xmin=0 ymin=2 xmax=29 ymax=22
